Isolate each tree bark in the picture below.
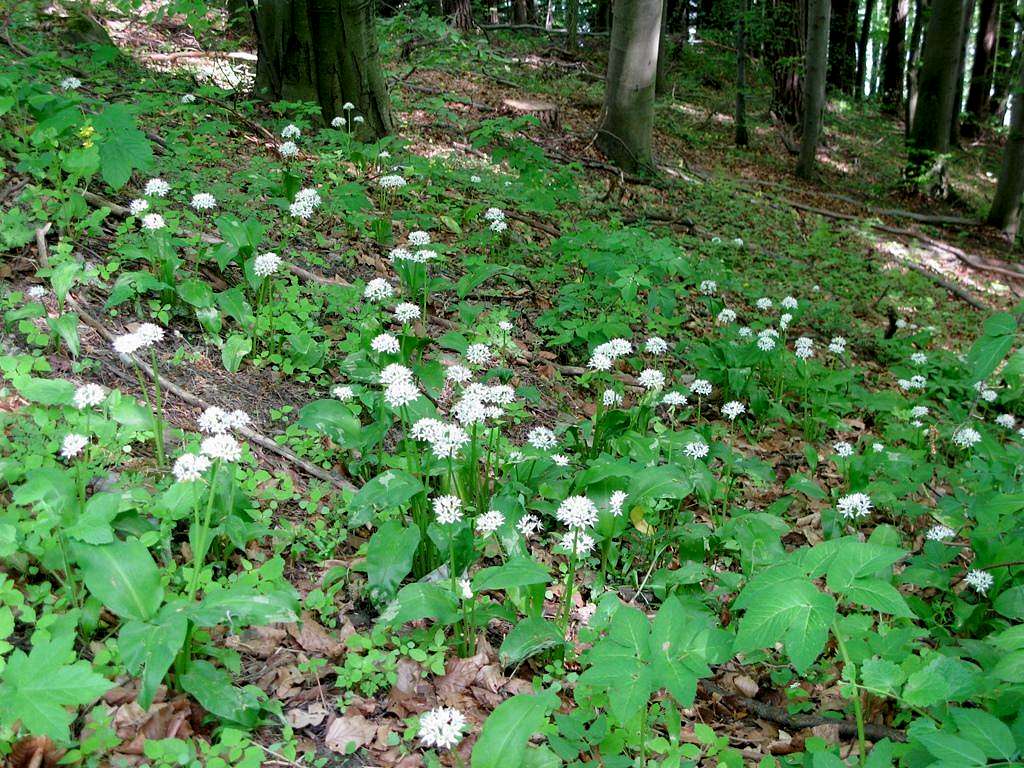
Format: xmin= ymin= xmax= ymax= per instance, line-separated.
xmin=827 ymin=0 xmax=859 ymax=93
xmin=566 ymin=0 xmax=580 ymax=45
xmin=963 ymin=0 xmax=999 ymax=132
xmin=905 ymin=0 xmax=930 ymax=130
xmin=948 ymin=0 xmax=975 ymax=143
xmin=765 ymin=0 xmax=806 ymax=126
xmin=989 ymin=0 xmax=1021 ymax=117
xmin=797 ymin=0 xmax=830 ymax=177
xmin=254 ymin=0 xmax=394 ymax=138
xmin=736 ymin=0 xmax=750 ymax=145
xmin=656 ymin=0 xmax=670 ymax=95
xmin=598 ymin=0 xmax=663 ymax=171
xmin=855 ymin=0 xmax=877 ymax=98
xmin=881 ymin=0 xmax=910 ymax=109
xmin=592 ymin=0 xmax=611 ymax=30
xmin=906 ymin=0 xmax=962 ymax=169
xmin=513 ymin=0 xmax=530 ymax=24
xmin=987 ymin=57 xmax=1024 ymax=236
xmin=443 ymin=0 xmax=475 ymax=29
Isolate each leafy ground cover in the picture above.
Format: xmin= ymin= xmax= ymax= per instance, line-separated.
xmin=1 ymin=6 xmax=1024 ymax=768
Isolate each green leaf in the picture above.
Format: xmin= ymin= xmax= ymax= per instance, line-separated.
xmin=860 ymin=657 xmax=905 ymax=696
xmin=0 ymin=634 xmax=112 ymax=742
xmin=734 ymin=573 xmax=835 ymax=673
xmin=627 ymin=465 xmax=694 ymax=508
xmin=66 ymin=492 xmax=121 ymax=544
xmin=471 ymin=691 xmax=559 ymax=768
xmin=994 ymin=585 xmax=1024 ymax=620
xmin=498 ymin=618 xmax=564 ymax=667
xmin=119 ymin=604 xmax=188 ymax=710
xmin=348 ymin=469 xmax=422 ymax=527
xmin=380 ymin=583 xmax=459 ymax=626
xmin=221 ymin=334 xmax=252 ymax=373
xmin=916 ymin=732 xmax=987 ymax=766
xmin=649 ymin=598 xmax=728 ymax=706
xmin=365 ymin=521 xmax=420 ymax=604
xmin=188 ymin=583 xmax=299 ymax=627
xmin=47 ymin=313 xmax=81 ymax=357
xmin=176 ymin=278 xmax=214 ymax=308
xmin=965 ymin=311 xmax=1017 ymax=382
xmin=92 ymin=104 xmax=154 ymax=190
xmin=579 ymin=605 xmax=652 ymax=722
xmin=178 ymin=660 xmax=262 ymax=728
xmin=950 ymin=708 xmax=1017 ymax=760
xmin=71 ymin=539 xmax=163 ymax=621
xmin=12 ymin=375 xmax=75 ymax=405
xmin=902 ymin=655 xmax=980 ymax=707
xmin=842 ymin=578 xmax=913 ymax=617
xmin=14 ymin=467 xmax=76 ymax=517
xmin=296 ymin=399 xmax=361 ymax=446
xmin=473 ymin=558 xmax=550 ymax=592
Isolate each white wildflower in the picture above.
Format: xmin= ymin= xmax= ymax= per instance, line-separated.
xmin=952 ymin=427 xmax=982 ymax=448
xmin=722 ymin=401 xmax=746 ymax=420
xmin=60 ymin=433 xmax=88 ymax=460
xmin=253 ymin=252 xmax=282 ymax=277
xmin=684 ymin=441 xmax=709 ymax=459
xmin=172 ymin=453 xmax=211 ymax=482
xmin=836 ymin=492 xmax=873 ymax=520
xmin=332 ymin=385 xmax=354 ymax=401
xmin=281 ymin=123 xmax=301 ymax=139
xmin=603 ymin=389 xmax=623 ymax=407
xmin=609 ymin=490 xmax=628 ymax=517
xmin=527 ymin=427 xmax=557 ymax=450
xmin=141 ymin=213 xmax=166 ymax=231
xmin=200 ymin=433 xmax=242 ymax=462
xmin=394 ymin=302 xmax=421 ymax=323
xmin=645 ymin=336 xmax=668 ymax=355
xmin=925 ymin=525 xmax=955 ymax=542
xmin=465 ymin=343 xmax=491 ymax=366
xmin=833 ymin=441 xmax=854 ymax=458
xmin=637 ymin=369 xmax=666 ymax=391
xmin=475 ymin=509 xmax=505 ymax=534
xmin=144 ymin=178 xmax=170 ymax=197
xmin=278 ymin=141 xmax=298 ymax=158
xmin=433 ymin=495 xmax=463 ymax=525
xmin=364 ymin=278 xmax=394 ymax=302
xmin=128 ymin=198 xmax=149 ymax=216
xmin=384 ymin=381 xmax=420 ymax=408
xmin=690 ymin=379 xmax=712 ymax=397
xmin=73 ymin=383 xmax=105 ymax=410
xmin=556 ymin=495 xmax=598 ymax=530
xmin=190 ymin=192 xmax=216 ymax=211
xmin=965 ymin=569 xmax=994 ymax=595
xmin=699 ymin=280 xmax=717 ymax=295
xmin=558 ymin=530 xmax=595 ymax=556
xmin=418 ymin=707 xmax=466 ymax=751
xmin=371 ymin=333 xmax=401 ymax=354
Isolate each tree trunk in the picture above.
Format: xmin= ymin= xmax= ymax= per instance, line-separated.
xmin=797 ymin=0 xmax=830 ymax=177
xmin=592 ymin=0 xmax=612 ymax=29
xmin=906 ymin=0 xmax=963 ymax=179
xmin=254 ymin=0 xmax=394 ymax=138
xmin=881 ymin=0 xmax=910 ymax=109
xmin=989 ymin=0 xmax=1020 ymax=117
xmin=987 ymin=58 xmax=1024 ymax=236
xmin=513 ymin=0 xmax=530 ymax=23
xmin=963 ymin=0 xmax=999 ymax=132
xmin=765 ymin=0 xmax=806 ymax=126
xmin=906 ymin=0 xmax=929 ymax=129
xmin=948 ymin=0 xmax=975 ymax=143
xmin=871 ymin=27 xmax=884 ymax=93
xmin=736 ymin=0 xmax=750 ymax=145
xmin=443 ymin=0 xmax=474 ymax=29
xmin=855 ymin=0 xmax=877 ymax=97
xmin=566 ymin=0 xmax=580 ymax=45
xmin=656 ymin=0 xmax=670 ymax=95
xmin=598 ymin=0 xmax=662 ymax=171
xmin=827 ymin=0 xmax=858 ymax=93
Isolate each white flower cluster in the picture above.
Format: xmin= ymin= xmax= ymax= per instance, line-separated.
xmin=684 ymin=440 xmax=709 ymax=459
xmin=60 ymin=76 xmax=82 ymax=90
xmin=451 ymin=383 xmax=513 ymax=426
xmin=925 ymin=525 xmax=955 ymax=542
xmin=828 ymin=336 xmax=847 ymax=355
xmin=372 ymin=333 xmax=400 ymax=354
xmin=281 ymin=123 xmax=301 ymax=139
xmin=603 ymin=389 xmax=623 ymax=407
xmin=833 ymin=441 xmax=854 ymax=458
xmin=794 ymin=337 xmax=814 ymax=360
xmin=432 ymin=494 xmax=463 ymax=524
xmin=837 ymin=492 xmax=873 ymax=519
xmin=964 ymin=569 xmax=994 ymax=594
xmin=690 ymin=379 xmax=712 ymax=397
xmin=61 ymin=433 xmax=88 ymax=460
xmin=200 ymin=433 xmax=243 ymax=462
xmin=145 ymin=178 xmax=171 ymax=197
xmin=290 ymin=187 xmax=322 ymax=220
xmin=363 ymin=278 xmax=394 ymax=302
xmin=587 ymin=338 xmax=632 ymax=371
xmin=952 ymin=427 xmax=982 ymax=448
xmin=278 ymin=141 xmax=298 ymax=158
xmin=637 ymin=369 xmax=665 ymax=391
xmin=190 ymin=192 xmax=217 ymax=211
xmin=556 ymin=495 xmax=598 ymax=530
xmin=645 ymin=336 xmax=668 ymax=355
xmin=411 ymin=417 xmax=470 ymax=459
xmin=141 ymin=213 xmax=166 ymax=231
xmin=757 ymin=329 xmax=777 ymax=351
xmin=112 ymin=322 xmax=165 ymax=357
xmin=198 ymin=406 xmax=251 ymax=434
xmin=445 ymin=364 xmax=473 ymax=384
xmin=73 ymin=383 xmax=105 ymax=410
xmin=699 ymin=280 xmax=717 ymax=295
xmin=609 ymin=490 xmax=628 ymax=517
xmin=128 ymin=198 xmax=149 ymax=216
xmin=476 ymin=509 xmax=505 ymax=534
xmin=388 ymin=247 xmax=437 ymax=264
xmin=898 ymin=375 xmax=927 ymax=390
xmin=172 ymin=452 xmax=212 ymax=482
xmin=408 ymin=230 xmax=431 ymax=246
xmin=465 ymin=343 xmax=491 ymax=366
xmin=722 ymin=400 xmax=746 ymax=420
xmin=378 ymin=174 xmax=407 ymax=189
xmin=394 ymin=302 xmax=421 ymax=323
xmin=254 ymin=252 xmax=282 ymax=277
xmin=662 ymin=391 xmax=687 ymax=406
xmin=717 ymin=308 xmax=737 ymax=324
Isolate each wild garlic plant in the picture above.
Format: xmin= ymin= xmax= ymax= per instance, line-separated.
xmin=111 ymin=322 xmax=167 ymax=467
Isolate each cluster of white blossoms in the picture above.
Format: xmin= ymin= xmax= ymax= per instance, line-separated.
xmin=587 ymin=338 xmax=632 ymax=371
xmin=289 ymin=187 xmax=322 ymax=220
xmin=60 ymin=76 xmax=82 ymax=90
xmin=952 ymin=426 xmax=982 ymax=448
xmin=517 ymin=513 xmax=543 ymax=537
xmin=794 ymin=337 xmax=814 ymax=360
xmin=609 ymin=490 xmax=628 ymax=517
xmin=172 ymin=452 xmax=212 ymax=482
xmin=128 ymin=198 xmax=149 ymax=216
xmin=181 ymin=93 xmax=196 ymax=104
xmin=828 ymin=336 xmax=847 ymax=355
xmin=394 ymin=302 xmax=421 ymax=323
xmin=837 ymin=492 xmax=873 ymax=519
xmin=465 ymin=343 xmax=491 ymax=366
xmin=190 ymin=192 xmax=217 ymax=211
xmin=281 ymin=123 xmax=301 ymax=139
xmin=418 ymin=706 xmax=467 ymax=750
xmin=140 ymin=213 xmax=166 ymax=231
xmin=388 ymin=246 xmax=437 ymax=264
xmin=779 ymin=313 xmax=792 ymax=331
xmin=897 ymin=375 xmax=927 ymax=391
xmin=556 ymin=495 xmax=597 ymax=556
xmin=964 ymin=569 xmax=994 ymax=595
xmin=253 ymin=252 xmax=283 ymax=277
xmin=995 ymin=414 xmax=1017 ymax=429
xmin=925 ymin=525 xmax=955 ymax=542
xmin=526 ymin=426 xmax=557 ymax=450
xmin=833 ymin=441 xmax=854 ymax=458
xmin=112 ymin=322 xmax=165 ymax=357
xmin=475 ymin=509 xmax=505 ymax=534
xmin=690 ymin=379 xmax=712 ymax=397
xmin=484 ymin=207 xmax=506 ymax=228
xmin=699 ymin=280 xmax=717 ymax=295
xmin=26 ymin=285 xmax=47 ymax=300
xmin=602 ymin=389 xmax=623 ymax=407
xmin=756 ymin=297 xmax=773 ymax=311
xmin=278 ymin=141 xmax=298 ymax=158
xmin=382 ymin=368 xmax=421 ymax=408
xmin=662 ymin=391 xmax=687 ymax=407
xmin=378 ymin=174 xmax=407 ymax=189
xmin=445 ymin=364 xmax=473 ymax=384
xmin=145 ymin=178 xmax=171 ymax=197
xmin=780 ymin=296 xmax=798 ymax=310
xmin=645 ymin=336 xmax=668 ymax=355
xmin=451 ymin=382 xmax=512 ymax=426
xmin=408 ymin=230 xmax=431 ymax=246
xmin=637 ymin=369 xmax=666 ymax=391
xmin=910 ymin=405 xmax=929 ymax=419
xmin=738 ymin=326 xmax=753 ymax=338
xmin=197 ymin=406 xmax=251 ymax=435
xmin=332 ymin=384 xmax=354 ymax=401
xmin=684 ymin=440 xmax=709 ymax=459
xmin=371 ymin=333 xmax=401 ymax=354
xmin=61 ymin=433 xmax=88 ymax=460
xmin=73 ymin=383 xmax=105 ymax=410
xmin=717 ymin=308 xmax=737 ymax=324
xmin=410 ymin=417 xmax=470 ymax=459
xmin=722 ymin=400 xmax=746 ymax=420
xmin=910 ymin=352 xmax=928 ymax=365
xmin=363 ymin=278 xmax=394 ymax=302
xmin=432 ymin=494 xmax=463 ymax=525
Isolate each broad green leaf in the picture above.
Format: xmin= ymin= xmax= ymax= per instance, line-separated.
xmin=627 ymin=465 xmax=693 ymax=508
xmin=365 ymin=521 xmax=420 ymax=604
xmin=119 ymin=604 xmax=188 ymax=709
xmin=379 ymin=582 xmax=458 ymax=626
xmin=498 ymin=617 xmax=564 ymax=667
xmin=950 ymin=708 xmax=1017 ymax=760
xmin=471 ymin=691 xmax=559 ymax=768
xmin=296 ymin=399 xmax=361 ymax=446
xmin=916 ymin=732 xmax=987 ymax=766
xmin=13 ymin=467 xmax=76 ymax=517
xmin=188 ymin=583 xmax=299 ymax=627
xmin=843 ymin=578 xmax=914 ymax=617
xmin=994 ymin=585 xmax=1024 ymax=620
xmin=12 ymin=375 xmax=75 ymax=405
xmin=71 ymin=539 xmax=163 ymax=621
xmin=649 ymin=598 xmax=728 ymax=706
xmin=178 ymin=660 xmax=262 ymax=728
xmin=47 ymin=313 xmax=80 ymax=357
xmin=473 ymin=558 xmax=550 ymax=592
xmin=347 ymin=470 xmax=422 ymax=527
xmin=860 ymin=657 xmax=905 ymax=696
xmin=221 ymin=334 xmax=252 ymax=373
xmin=965 ymin=311 xmax=1017 ymax=381
xmin=93 ymin=104 xmax=153 ymax=189
xmin=902 ymin=655 xmax=980 ymax=707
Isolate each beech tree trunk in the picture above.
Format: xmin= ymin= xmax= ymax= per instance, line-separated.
xmin=906 ymin=0 xmax=930 ymax=130
xmin=656 ymin=0 xmax=670 ymax=95
xmin=827 ymin=0 xmax=858 ymax=93
xmin=598 ymin=0 xmax=662 ymax=171
xmin=948 ymin=0 xmax=975 ymax=143
xmin=766 ymin=0 xmax=806 ymax=126
xmin=443 ymin=0 xmax=475 ymax=29
xmin=736 ymin=0 xmax=750 ymax=145
xmin=855 ymin=0 xmax=877 ymax=97
xmin=797 ymin=0 xmax=830 ymax=177
xmin=881 ymin=0 xmax=910 ymax=109
xmin=513 ymin=0 xmax=530 ymax=24
xmin=566 ymin=0 xmax=580 ymax=45
xmin=254 ymin=0 xmax=394 ymax=138
xmin=989 ymin=0 xmax=1021 ymax=117
xmin=963 ymin=0 xmax=999 ymax=132
xmin=907 ymin=0 xmax=962 ymax=171
xmin=987 ymin=58 xmax=1024 ymax=236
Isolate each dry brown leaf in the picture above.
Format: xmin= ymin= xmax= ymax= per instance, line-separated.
xmin=324 ymin=714 xmax=376 ymax=753
xmin=436 ymin=651 xmax=488 ymax=701
xmin=224 ymin=626 xmax=287 ymax=658
xmin=732 ymin=674 xmax=759 ymax=698
xmin=286 ymin=611 xmax=349 ymax=658
xmin=285 ymin=701 xmax=329 ymax=729
xmin=8 ymin=737 xmax=64 ymax=768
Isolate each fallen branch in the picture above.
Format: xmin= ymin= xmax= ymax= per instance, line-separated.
xmin=35 ymin=225 xmax=356 ymax=491
xmin=480 ymin=23 xmax=609 ymax=36
xmin=700 ymin=680 xmax=906 ymax=743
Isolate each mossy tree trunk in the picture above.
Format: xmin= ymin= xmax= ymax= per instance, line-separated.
xmin=566 ymin=0 xmax=580 ymax=46
xmin=989 ymin=0 xmax=1021 ymax=117
xmin=881 ymin=0 xmax=910 ymax=109
xmin=765 ymin=0 xmax=806 ymax=127
xmin=597 ymin=0 xmax=663 ymax=172
xmin=948 ymin=0 xmax=975 ymax=143
xmin=254 ymin=0 xmax=394 ymax=138
xmin=987 ymin=58 xmax=1024 ymax=237
xmin=826 ymin=0 xmax=858 ymax=94
xmin=443 ymin=0 xmax=475 ymax=29
xmin=656 ymin=0 xmax=670 ymax=95
xmin=796 ymin=0 xmax=830 ymax=178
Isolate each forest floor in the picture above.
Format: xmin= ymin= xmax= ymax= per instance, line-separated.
xmin=2 ymin=4 xmax=1024 ymax=767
